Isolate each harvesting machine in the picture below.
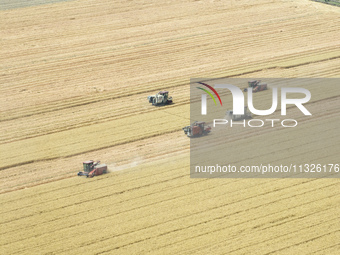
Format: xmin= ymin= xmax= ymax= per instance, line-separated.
xmin=183 ymin=121 xmax=211 ymax=137
xmin=77 ymin=160 xmax=107 ymax=178
xmin=147 ymin=91 xmax=173 ymax=105
xmin=226 ymin=106 xmax=252 ymax=121
xmin=244 ymin=80 xmax=268 ymax=93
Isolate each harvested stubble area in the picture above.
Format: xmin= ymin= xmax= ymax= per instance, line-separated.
xmin=1 ymin=0 xmax=340 ymax=254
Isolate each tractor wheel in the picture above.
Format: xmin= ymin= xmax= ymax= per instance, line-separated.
xmin=152 ymin=98 xmax=157 ymax=105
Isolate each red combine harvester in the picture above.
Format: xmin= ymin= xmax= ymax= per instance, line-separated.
xmin=183 ymin=121 xmax=211 ymax=137
xmin=77 ymin=160 xmax=107 ymax=178
xmin=244 ymin=80 xmax=268 ymax=93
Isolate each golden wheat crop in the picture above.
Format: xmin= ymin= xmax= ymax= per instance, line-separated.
xmin=1 ymin=0 xmax=339 ymax=254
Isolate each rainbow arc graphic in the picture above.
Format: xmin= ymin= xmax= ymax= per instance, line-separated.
xmin=197 ymin=82 xmax=222 ymax=106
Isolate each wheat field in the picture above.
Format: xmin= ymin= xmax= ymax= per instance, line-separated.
xmin=1 ymin=0 xmax=339 ymax=254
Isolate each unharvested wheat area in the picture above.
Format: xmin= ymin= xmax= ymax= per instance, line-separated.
xmin=1 ymin=0 xmax=339 ymax=254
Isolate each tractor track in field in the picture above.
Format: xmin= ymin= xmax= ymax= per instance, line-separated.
xmin=1 ymin=178 xmax=336 ymax=250
xmin=10 ymin=181 xmax=337 ymax=254
xmin=0 ymin=83 xmax=338 ymax=192
xmin=0 ymin=128 xmax=183 ymax=171
xmin=137 ymin=210 xmax=338 ymax=255
xmin=2 ymin=48 xmax=339 ymax=123
xmin=2 ymin=84 xmax=338 ymax=146
xmin=0 ymin=92 xmax=338 ymax=185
